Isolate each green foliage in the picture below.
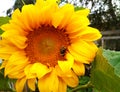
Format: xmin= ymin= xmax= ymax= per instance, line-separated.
xmin=0 ymin=17 xmax=10 ymax=34
xmin=91 ymin=48 xmax=120 ymax=92
xmin=0 ymin=69 xmax=13 ymax=91
xmin=0 ymin=17 xmax=10 ymax=26
xmin=67 ymin=76 xmax=92 ymax=92
xmin=74 ymin=7 xmax=85 ymax=11
xmin=79 ymin=76 xmax=90 ymax=85
xmin=103 ymin=49 xmax=120 ymax=78
xmin=0 ymin=29 xmax=3 ymax=35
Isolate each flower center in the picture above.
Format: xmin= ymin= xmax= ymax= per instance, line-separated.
xmin=25 ymin=26 xmax=70 ymax=67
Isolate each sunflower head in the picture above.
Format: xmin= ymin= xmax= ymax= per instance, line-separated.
xmin=0 ymin=0 xmax=101 ymax=92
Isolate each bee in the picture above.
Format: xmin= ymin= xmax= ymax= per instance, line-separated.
xmin=60 ymin=46 xmax=67 ymax=56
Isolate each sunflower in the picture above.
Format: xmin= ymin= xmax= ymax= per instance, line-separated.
xmin=0 ymin=0 xmax=101 ymax=92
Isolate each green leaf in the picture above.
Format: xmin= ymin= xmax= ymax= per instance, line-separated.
xmin=0 ymin=29 xmax=4 ymax=35
xmin=67 ymin=76 xmax=92 ymax=92
xmin=0 ymin=17 xmax=10 ymax=26
xmin=103 ymin=49 xmax=120 ymax=78
xmin=0 ymin=17 xmax=10 ymax=35
xmin=74 ymin=7 xmax=85 ymax=11
xmin=79 ymin=76 xmax=90 ymax=85
xmin=0 ymin=69 xmax=13 ymax=91
xmin=93 ymin=88 xmax=101 ymax=92
xmin=90 ymin=48 xmax=120 ymax=92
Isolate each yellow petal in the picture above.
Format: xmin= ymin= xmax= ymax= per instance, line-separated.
xmin=5 ymin=51 xmax=29 ymax=78
xmin=66 ymin=13 xmax=90 ymax=33
xmin=38 ymin=3 xmax=59 ymax=25
xmin=69 ymin=40 xmax=98 ymax=63
xmin=62 ymin=70 xmax=78 ymax=87
xmin=12 ymin=9 xmax=21 ymax=19
xmin=21 ymin=4 xmax=41 ymax=29
xmin=36 ymin=0 xmax=58 ymax=8
xmin=38 ymin=70 xmax=59 ymax=92
xmin=10 ymin=9 xmax=26 ymax=30
xmin=46 ymin=0 xmax=58 ymax=4
xmin=0 ymin=23 xmax=9 ymax=31
xmin=35 ymin=0 xmax=44 ymax=7
xmin=27 ymin=78 xmax=36 ymax=91
xmin=0 ymin=54 xmax=10 ymax=60
xmin=72 ymin=62 xmax=85 ymax=76
xmin=30 ymin=63 xmax=52 ymax=78
xmin=8 ymin=71 xmax=25 ymax=79
xmin=58 ymin=4 xmax=74 ymax=29
xmin=52 ymin=12 xmax=64 ymax=28
xmin=35 ymin=0 xmax=59 ymax=25
xmin=58 ymin=53 xmax=74 ymax=73
xmin=68 ymin=46 xmax=90 ymax=64
xmin=0 ymin=39 xmax=10 ymax=46
xmin=24 ymin=63 xmax=51 ymax=79
xmin=58 ymin=78 xmax=67 ymax=92
xmin=20 ymin=5 xmax=36 ymax=31
xmin=1 ymin=29 xmax=23 ymax=37
xmin=15 ymin=77 xmax=26 ymax=92
xmin=5 ymin=64 xmax=25 ymax=77
xmin=10 ymin=7 xmax=33 ymax=31
xmin=7 ymin=51 xmax=29 ymax=65
xmin=55 ymin=65 xmax=72 ymax=77
xmin=1 ymin=23 xmax=27 ymax=36
xmin=2 ymin=32 xmax=27 ymax=49
xmin=75 ymin=9 xmax=90 ymax=16
xmin=70 ymin=27 xmax=102 ymax=41
xmin=24 ymin=64 xmax=36 ymax=79
xmin=0 ymin=41 xmax=19 ymax=59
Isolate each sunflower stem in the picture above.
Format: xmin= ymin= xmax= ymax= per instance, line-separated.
xmin=70 ymin=81 xmax=94 ymax=92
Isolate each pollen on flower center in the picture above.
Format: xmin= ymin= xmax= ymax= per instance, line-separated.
xmin=25 ymin=26 xmax=70 ymax=67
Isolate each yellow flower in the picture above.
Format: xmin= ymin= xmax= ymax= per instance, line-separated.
xmin=0 ymin=0 xmax=101 ymax=92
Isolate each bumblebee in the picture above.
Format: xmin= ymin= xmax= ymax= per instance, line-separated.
xmin=60 ymin=47 xmax=67 ymax=56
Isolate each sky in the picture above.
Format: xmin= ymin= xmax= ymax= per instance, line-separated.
xmin=0 ymin=0 xmax=15 ymax=16
xmin=0 ymin=0 xmax=120 ymax=16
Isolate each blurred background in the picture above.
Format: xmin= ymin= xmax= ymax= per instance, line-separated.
xmin=0 ymin=0 xmax=120 ymax=51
